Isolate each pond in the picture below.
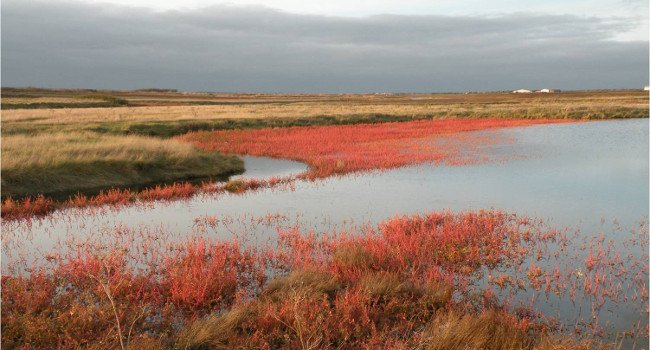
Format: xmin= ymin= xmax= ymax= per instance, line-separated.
xmin=3 ymin=118 xmax=648 ymax=343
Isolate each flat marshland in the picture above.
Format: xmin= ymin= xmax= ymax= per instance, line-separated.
xmin=1 ymin=88 xmax=648 ymax=349
xmin=1 ymin=88 xmax=647 ymax=199
xmin=3 ymin=89 xmax=648 ymax=137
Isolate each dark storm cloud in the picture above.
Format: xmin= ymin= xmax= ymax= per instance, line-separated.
xmin=1 ymin=0 xmax=647 ymax=92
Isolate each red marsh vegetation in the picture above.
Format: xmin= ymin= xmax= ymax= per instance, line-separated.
xmin=2 ymin=210 xmax=646 ymax=349
xmin=1 ymin=177 xmax=295 ymax=222
xmin=1 ymin=118 xmax=577 ymax=221
xmin=180 ymin=118 xmax=579 ymax=178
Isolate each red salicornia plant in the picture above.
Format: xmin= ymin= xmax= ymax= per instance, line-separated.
xmin=3 ymin=210 xmax=645 ymax=348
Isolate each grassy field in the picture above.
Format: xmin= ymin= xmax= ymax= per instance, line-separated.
xmin=1 ymin=133 xmax=243 ymax=198
xmin=1 ymin=88 xmax=647 ymax=198
xmin=2 ymin=88 xmax=647 ymax=137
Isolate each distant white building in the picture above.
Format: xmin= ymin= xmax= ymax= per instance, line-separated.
xmin=512 ymin=89 xmax=532 ymax=93
xmin=644 ymin=86 xmax=649 ymax=91
xmin=536 ymin=88 xmax=560 ymax=93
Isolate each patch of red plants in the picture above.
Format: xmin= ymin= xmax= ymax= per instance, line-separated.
xmin=1 ymin=195 xmax=54 ymax=220
xmin=2 ymin=118 xmax=577 ymax=222
xmin=1 ymin=177 xmax=294 ymax=222
xmin=180 ymin=118 xmax=578 ymax=178
xmin=3 ymin=210 xmax=646 ymax=348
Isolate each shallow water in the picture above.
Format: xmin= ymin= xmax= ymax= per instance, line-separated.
xmin=50 ymin=118 xmax=644 ymax=233
xmin=3 ymin=119 xmax=648 ymax=342
xmin=233 ymin=155 xmax=308 ymax=180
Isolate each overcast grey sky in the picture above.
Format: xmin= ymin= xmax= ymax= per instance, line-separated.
xmin=1 ymin=0 xmax=648 ymax=92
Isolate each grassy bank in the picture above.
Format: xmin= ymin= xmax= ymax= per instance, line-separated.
xmin=1 ymin=133 xmax=243 ymax=198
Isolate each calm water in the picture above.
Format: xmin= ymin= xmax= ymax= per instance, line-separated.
xmin=3 ymin=119 xmax=648 ymax=342
xmin=233 ymin=155 xmax=308 ymax=180
xmin=35 ymin=118 xmax=643 ymax=232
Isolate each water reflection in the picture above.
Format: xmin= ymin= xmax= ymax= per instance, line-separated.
xmin=233 ymin=155 xmax=308 ymax=180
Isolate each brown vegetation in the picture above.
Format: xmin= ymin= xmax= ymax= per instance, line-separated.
xmin=1 ymin=133 xmax=243 ymax=198
xmin=2 ymin=89 xmax=647 ymax=137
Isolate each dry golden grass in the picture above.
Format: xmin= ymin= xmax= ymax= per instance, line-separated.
xmin=1 ymin=132 xmax=243 ymax=198
xmin=417 ymin=311 xmax=614 ymax=350
xmin=2 ymin=133 xmax=203 ymax=169
xmin=3 ymin=91 xmax=647 ymax=125
xmin=418 ymin=310 xmax=532 ymax=350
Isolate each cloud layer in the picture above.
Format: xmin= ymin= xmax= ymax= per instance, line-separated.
xmin=2 ymin=0 xmax=648 ymax=92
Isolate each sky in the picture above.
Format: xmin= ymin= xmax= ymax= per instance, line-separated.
xmin=1 ymin=0 xmax=648 ymax=92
